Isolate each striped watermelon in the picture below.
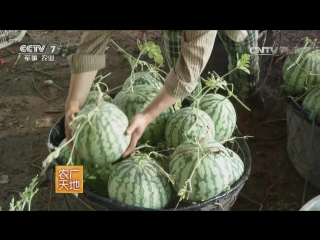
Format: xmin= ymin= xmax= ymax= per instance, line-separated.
xmin=113 ymin=85 xmax=174 ymax=146
xmin=108 ymin=153 xmax=172 ymax=209
xmin=225 ymin=148 xmax=245 ymax=186
xmin=56 ymin=139 xmax=115 ymax=196
xmin=169 ymin=138 xmax=233 ymax=202
xmin=165 ymin=107 xmax=215 ymax=148
xmin=282 ymin=47 xmax=320 ymax=96
xmin=56 ymin=138 xmax=83 ymax=166
xmin=70 ymin=101 xmax=131 ymax=165
xmin=83 ymin=91 xmax=112 ymax=107
xmin=122 ymin=72 xmax=163 ymax=91
xmin=84 ymin=163 xmax=115 ymax=196
xmin=191 ymin=94 xmax=236 ymax=142
xmin=302 ymin=87 xmax=320 ymax=119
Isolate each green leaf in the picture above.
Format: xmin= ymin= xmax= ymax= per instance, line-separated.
xmin=234 ymin=53 xmax=251 ymax=75
xmin=147 ymin=41 xmax=155 ymax=47
xmin=239 ymin=66 xmax=250 ymax=75
xmin=148 ymin=52 xmax=154 ymax=58
xmin=137 ymin=43 xmax=143 ymax=52
xmin=153 ymin=53 xmax=163 ymax=65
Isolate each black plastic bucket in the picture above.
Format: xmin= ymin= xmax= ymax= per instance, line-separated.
xmin=48 ymin=115 xmax=252 ymax=211
xmin=286 ymin=92 xmax=320 ymax=190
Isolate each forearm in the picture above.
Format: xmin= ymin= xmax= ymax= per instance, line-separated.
xmin=65 ymin=71 xmax=98 ymax=110
xmin=65 ymin=30 xmax=113 ymax=110
xmin=142 ymin=88 xmax=178 ymax=122
xmin=67 ymin=30 xmax=114 ymax=74
xmin=164 ymin=30 xmax=217 ymax=98
xmin=142 ymin=30 xmax=217 ymax=122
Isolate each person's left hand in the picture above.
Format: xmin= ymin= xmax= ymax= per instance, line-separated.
xmin=122 ymin=112 xmax=153 ymax=158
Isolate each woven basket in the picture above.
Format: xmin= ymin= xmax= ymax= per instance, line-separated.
xmin=0 ymin=30 xmax=27 ymax=50
xmin=48 ymin=115 xmax=252 ymax=211
xmin=286 ymin=92 xmax=320 ymax=190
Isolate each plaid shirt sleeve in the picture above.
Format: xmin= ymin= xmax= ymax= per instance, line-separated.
xmin=164 ymin=30 xmax=217 ymax=98
xmin=67 ymin=30 xmax=115 ymax=74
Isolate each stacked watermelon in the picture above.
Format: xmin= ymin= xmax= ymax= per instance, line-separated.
xmin=282 ymin=46 xmax=320 ymax=119
xmin=164 ymin=91 xmax=242 ymax=203
xmin=52 ymin=45 xmax=247 ymax=209
xmin=115 ymin=73 xmax=245 ymax=206
xmin=56 ymin=69 xmax=246 ymax=210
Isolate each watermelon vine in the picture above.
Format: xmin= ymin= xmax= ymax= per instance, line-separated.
xmin=41 ymin=75 xmax=127 ymax=174
xmin=38 ymin=39 xmax=253 ymax=210
xmin=178 ymin=53 xmax=251 ymax=146
xmin=166 ymin=54 xmax=253 ymax=208
xmin=283 ymin=37 xmax=320 ymax=101
xmin=192 ymin=53 xmax=251 ymax=111
xmin=110 ymin=39 xmax=167 ymax=92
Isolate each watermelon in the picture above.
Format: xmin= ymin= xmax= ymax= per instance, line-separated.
xmin=302 ymin=87 xmax=320 ymax=119
xmin=282 ymin=47 xmax=320 ymax=96
xmin=169 ymin=138 xmax=233 ymax=202
xmin=122 ymin=72 xmax=163 ymax=92
xmin=70 ymin=101 xmax=131 ymax=165
xmin=108 ymin=153 xmax=172 ymax=209
xmin=113 ymin=85 xmax=174 ymax=146
xmin=165 ymin=107 xmax=215 ymax=148
xmin=55 ymin=138 xmax=83 ymax=166
xmin=83 ymin=91 xmax=112 ymax=107
xmin=191 ymin=94 xmax=236 ymax=142
xmin=84 ymin=163 xmax=115 ymax=196
xmin=56 ymin=139 xmax=115 ymax=196
xmin=225 ymin=148 xmax=245 ymax=186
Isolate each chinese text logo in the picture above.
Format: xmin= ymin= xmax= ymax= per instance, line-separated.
xmin=55 ymin=166 xmax=83 ymax=194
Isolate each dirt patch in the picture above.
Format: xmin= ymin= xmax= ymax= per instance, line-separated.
xmin=0 ymin=30 xmax=319 ymax=211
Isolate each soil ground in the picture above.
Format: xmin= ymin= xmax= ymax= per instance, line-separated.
xmin=0 ymin=30 xmax=319 ymax=211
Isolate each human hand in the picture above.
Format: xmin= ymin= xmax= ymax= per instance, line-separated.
xmin=64 ymin=104 xmax=80 ymax=150
xmin=122 ymin=112 xmax=153 ymax=158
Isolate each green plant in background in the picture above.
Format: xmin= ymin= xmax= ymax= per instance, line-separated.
xmin=137 ymin=40 xmax=164 ymax=66
xmin=0 ymin=175 xmax=39 ymax=211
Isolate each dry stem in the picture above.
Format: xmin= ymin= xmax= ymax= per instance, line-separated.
xmin=31 ymin=73 xmax=47 ymax=100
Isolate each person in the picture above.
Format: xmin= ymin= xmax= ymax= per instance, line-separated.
xmin=64 ymin=30 xmax=264 ymax=158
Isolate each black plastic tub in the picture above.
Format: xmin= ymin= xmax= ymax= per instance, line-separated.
xmin=48 ymin=115 xmax=252 ymax=211
xmin=286 ymin=92 xmax=320 ymax=190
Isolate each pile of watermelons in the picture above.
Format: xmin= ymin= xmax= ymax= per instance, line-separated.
xmin=50 ymin=41 xmax=249 ymax=210
xmin=282 ymin=40 xmax=320 ymax=120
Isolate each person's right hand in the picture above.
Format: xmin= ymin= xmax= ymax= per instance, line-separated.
xmin=64 ymin=105 xmax=80 ymax=150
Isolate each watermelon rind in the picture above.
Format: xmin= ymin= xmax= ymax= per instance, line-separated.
xmin=113 ymin=85 xmax=174 ymax=146
xmin=169 ymin=138 xmax=232 ymax=202
xmin=282 ymin=47 xmax=320 ymax=96
xmin=56 ymin=138 xmax=115 ymax=196
xmin=225 ymin=148 xmax=245 ymax=186
xmin=108 ymin=154 xmax=172 ymax=209
xmin=70 ymin=101 xmax=131 ymax=165
xmin=83 ymin=91 xmax=112 ymax=107
xmin=191 ymin=93 xmax=236 ymax=142
xmin=165 ymin=107 xmax=215 ymax=148
xmin=302 ymin=86 xmax=320 ymax=119
xmin=122 ymin=72 xmax=163 ymax=92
